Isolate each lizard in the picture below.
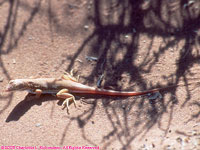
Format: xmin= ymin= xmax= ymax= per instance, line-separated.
xmin=6 ymin=72 xmax=177 ymax=112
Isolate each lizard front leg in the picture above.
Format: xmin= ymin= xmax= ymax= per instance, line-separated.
xmin=56 ymin=89 xmax=77 ymax=112
xmin=27 ymin=89 xmax=43 ymax=100
xmin=35 ymin=89 xmax=43 ymax=98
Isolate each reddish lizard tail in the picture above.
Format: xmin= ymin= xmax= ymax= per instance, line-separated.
xmin=70 ymin=88 xmax=159 ymax=96
xmin=90 ymin=84 xmax=178 ymax=96
xmin=93 ymin=88 xmax=159 ymax=96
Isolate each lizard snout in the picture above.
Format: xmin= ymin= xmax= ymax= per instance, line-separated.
xmin=6 ymin=79 xmax=23 ymax=91
xmin=6 ymin=81 xmax=14 ymax=91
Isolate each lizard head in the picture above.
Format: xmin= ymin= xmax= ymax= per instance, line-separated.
xmin=6 ymin=79 xmax=26 ymax=91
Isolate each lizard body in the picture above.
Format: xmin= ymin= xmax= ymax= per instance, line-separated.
xmin=6 ymin=74 xmax=175 ymax=112
xmin=6 ymin=78 xmax=163 ymax=96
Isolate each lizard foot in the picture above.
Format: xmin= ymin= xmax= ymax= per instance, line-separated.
xmin=62 ymin=69 xmax=79 ymax=82
xmin=56 ymin=89 xmax=77 ymax=112
xmin=62 ymin=96 xmax=77 ymax=111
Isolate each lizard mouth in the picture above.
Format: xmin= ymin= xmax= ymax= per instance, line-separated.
xmin=6 ymin=84 xmax=12 ymax=91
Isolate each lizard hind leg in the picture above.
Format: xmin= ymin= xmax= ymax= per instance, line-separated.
xmin=56 ymin=89 xmax=77 ymax=112
xmin=70 ymin=69 xmax=80 ymax=81
xmin=62 ymin=69 xmax=79 ymax=82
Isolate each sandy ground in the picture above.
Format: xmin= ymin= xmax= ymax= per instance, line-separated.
xmin=0 ymin=0 xmax=200 ymax=150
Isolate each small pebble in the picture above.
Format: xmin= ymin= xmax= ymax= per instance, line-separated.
xmin=35 ymin=123 xmax=42 ymax=127
xmin=122 ymin=105 xmax=126 ymax=109
xmin=0 ymin=77 xmax=4 ymax=82
xmin=75 ymin=59 xmax=83 ymax=63
xmin=84 ymin=25 xmax=89 ymax=30
xmin=28 ymin=36 xmax=33 ymax=40
xmin=152 ymin=143 xmax=155 ymax=148
xmin=87 ymin=5 xmax=91 ymax=9
xmin=12 ymin=59 xmax=16 ymax=64
xmin=133 ymin=28 xmax=136 ymax=33
xmin=192 ymin=130 xmax=198 ymax=135
xmin=125 ymin=35 xmax=129 ymax=38
xmin=85 ymin=56 xmax=98 ymax=61
xmin=184 ymin=137 xmax=190 ymax=143
xmin=176 ymin=137 xmax=182 ymax=143
xmin=188 ymin=0 xmax=195 ymax=5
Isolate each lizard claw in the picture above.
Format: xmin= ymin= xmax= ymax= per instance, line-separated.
xmin=62 ymin=96 xmax=77 ymax=111
xmin=70 ymin=69 xmax=74 ymax=76
xmin=57 ymin=89 xmax=77 ymax=113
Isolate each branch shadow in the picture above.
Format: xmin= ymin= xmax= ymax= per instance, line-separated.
xmin=59 ymin=0 xmax=200 ymax=148
xmin=0 ymin=0 xmax=199 ymax=148
xmin=0 ymin=0 xmax=42 ymax=114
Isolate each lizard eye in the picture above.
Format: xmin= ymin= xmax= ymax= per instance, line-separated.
xmin=6 ymin=81 xmax=14 ymax=91
xmin=8 ymin=80 xmax=14 ymax=86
